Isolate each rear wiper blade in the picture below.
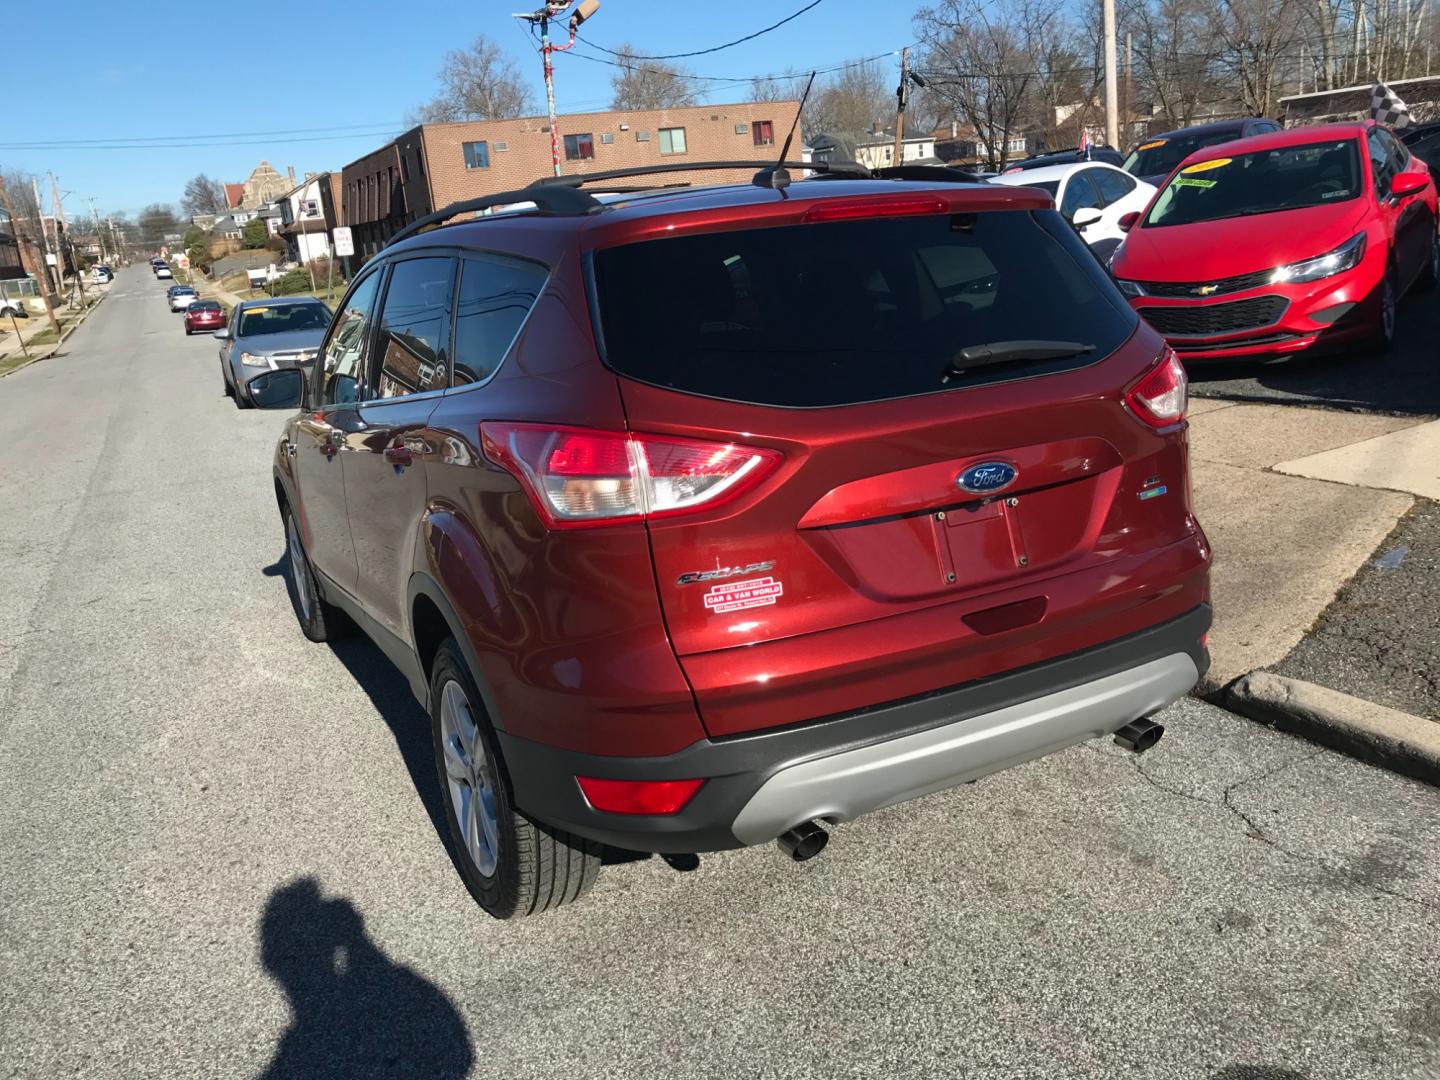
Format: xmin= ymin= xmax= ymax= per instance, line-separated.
xmin=944 ymin=340 xmax=1094 ymax=381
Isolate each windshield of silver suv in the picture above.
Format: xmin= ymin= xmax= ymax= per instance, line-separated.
xmin=1143 ymin=140 xmax=1361 ymax=228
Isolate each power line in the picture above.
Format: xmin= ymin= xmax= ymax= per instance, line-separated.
xmin=0 ymin=121 xmax=413 ymax=149
xmin=560 ymin=42 xmax=906 ymax=84
xmin=578 ymin=0 xmax=826 ymax=60
xmin=0 ymin=129 xmax=407 ymax=152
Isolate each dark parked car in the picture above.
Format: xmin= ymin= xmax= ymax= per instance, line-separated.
xmin=1002 ymin=145 xmax=1124 ymax=172
xmin=184 ymin=299 xmax=225 ymax=335
xmin=264 ymin=166 xmax=1212 ymax=919
xmin=1399 ymin=119 xmax=1440 ymax=173
xmin=1123 ymin=118 xmax=1283 ymax=186
xmin=216 ymin=297 xmax=331 ymax=408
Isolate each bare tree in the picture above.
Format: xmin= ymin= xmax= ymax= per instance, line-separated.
xmin=138 ymin=204 xmax=179 ymax=249
xmin=609 ymin=44 xmax=698 ymax=110
xmin=1209 ymin=0 xmax=1304 ymax=115
xmin=805 ymin=61 xmax=892 ymax=141
xmin=915 ymin=0 xmax=1070 ymax=170
xmin=181 ymin=174 xmax=228 ymax=217
xmin=413 ymin=35 xmax=534 ymax=123
xmin=1122 ymin=0 xmax=1225 ymax=125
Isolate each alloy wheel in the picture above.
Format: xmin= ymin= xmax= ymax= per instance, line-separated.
xmin=439 ymin=679 xmax=501 ymax=878
xmin=286 ymin=514 xmax=312 ymax=623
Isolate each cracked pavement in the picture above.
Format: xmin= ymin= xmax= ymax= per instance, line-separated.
xmin=4 ymin=267 xmax=1440 ymax=1079
xmin=1275 ymin=500 xmax=1440 ymax=719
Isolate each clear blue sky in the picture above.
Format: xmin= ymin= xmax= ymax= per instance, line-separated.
xmin=0 ymin=0 xmax=916 ymax=219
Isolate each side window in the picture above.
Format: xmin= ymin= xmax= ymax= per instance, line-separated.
xmin=374 ymin=257 xmax=456 ymax=399
xmin=1380 ymin=128 xmax=1410 ymax=171
xmin=451 ymin=255 xmax=548 ymax=385
xmin=315 ymin=272 xmax=381 ymax=406
xmin=1060 ymin=173 xmax=1102 ymax=219
xmin=1368 ymin=131 xmax=1394 ymax=198
xmin=1092 ymin=167 xmax=1136 ymax=205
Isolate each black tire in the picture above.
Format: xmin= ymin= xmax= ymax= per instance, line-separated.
xmin=429 ymin=639 xmax=601 ymax=919
xmin=1367 ymin=267 xmax=1398 ymax=353
xmin=281 ymin=502 xmax=347 ymax=642
xmin=1418 ymin=227 xmax=1440 ymax=292
xmin=234 ymin=386 xmax=252 ymax=410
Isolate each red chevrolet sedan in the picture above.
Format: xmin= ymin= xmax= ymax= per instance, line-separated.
xmin=1110 ymin=120 xmax=1439 ymax=359
xmin=184 ymin=299 xmax=225 ymax=335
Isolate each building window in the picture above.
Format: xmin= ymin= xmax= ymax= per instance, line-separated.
xmin=564 ymin=133 xmax=595 ymax=161
xmin=494 ymin=141 xmax=509 ymax=152
xmin=301 ymin=199 xmax=319 ymax=216
xmin=752 ymin=120 xmax=774 ymax=146
xmin=659 ymin=127 xmax=687 ymax=155
xmin=735 ymin=123 xmax=748 ymax=135
xmin=635 ymin=130 xmax=650 ymax=142
xmin=463 ymin=141 xmax=490 ymax=169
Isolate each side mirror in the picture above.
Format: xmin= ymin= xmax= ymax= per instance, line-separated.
xmin=1390 ymin=170 xmax=1428 ymax=199
xmin=1071 ymin=207 xmax=1104 ymax=230
xmin=212 ymin=328 xmax=231 ymax=340
xmin=1118 ymin=211 xmax=1140 ymax=232
xmin=246 ymin=368 xmax=305 ymax=410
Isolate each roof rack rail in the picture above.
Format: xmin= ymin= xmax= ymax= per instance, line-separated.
xmin=526 ymin=159 xmax=869 ymax=191
xmin=868 ymin=164 xmax=989 ymax=184
xmin=385 ymin=184 xmax=600 ymax=248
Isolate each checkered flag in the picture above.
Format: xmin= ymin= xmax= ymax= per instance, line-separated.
xmin=1371 ymin=82 xmax=1413 ymax=129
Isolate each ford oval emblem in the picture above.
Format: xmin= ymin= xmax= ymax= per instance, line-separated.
xmin=958 ymin=461 xmax=1017 ymax=494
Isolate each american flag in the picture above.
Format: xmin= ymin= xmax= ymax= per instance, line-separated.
xmin=1078 ymin=127 xmax=1091 ymax=157
xmin=1371 ymin=82 xmax=1413 ymax=130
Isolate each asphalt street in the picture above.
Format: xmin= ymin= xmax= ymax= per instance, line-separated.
xmin=1188 ymin=280 xmax=1440 ymax=415
xmin=1276 ymin=501 xmax=1440 ymax=719
xmin=3 ymin=266 xmax=1440 ymax=1080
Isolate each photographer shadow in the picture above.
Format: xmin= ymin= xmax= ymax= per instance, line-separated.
xmin=258 ymin=876 xmax=474 ymax=1079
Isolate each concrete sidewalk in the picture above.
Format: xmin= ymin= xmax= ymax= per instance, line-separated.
xmin=0 ymin=284 xmax=109 ymax=372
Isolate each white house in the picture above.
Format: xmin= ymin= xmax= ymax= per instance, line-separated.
xmin=853 ymin=131 xmax=939 ymax=170
xmin=277 ymin=173 xmax=340 ymax=265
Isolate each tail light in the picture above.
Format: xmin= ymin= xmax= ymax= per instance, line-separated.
xmin=1124 ymin=350 xmax=1188 ymax=429
xmin=575 ymin=776 xmax=704 ymax=815
xmin=480 ymin=422 xmax=782 ymax=529
xmin=802 ymin=195 xmax=949 ymax=223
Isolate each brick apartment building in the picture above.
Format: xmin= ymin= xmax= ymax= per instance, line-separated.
xmin=341 ymin=100 xmax=802 ymax=254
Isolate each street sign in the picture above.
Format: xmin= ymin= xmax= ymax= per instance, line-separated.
xmin=332 ymin=227 xmax=354 ymax=258
xmin=44 ymin=253 xmax=56 ymax=266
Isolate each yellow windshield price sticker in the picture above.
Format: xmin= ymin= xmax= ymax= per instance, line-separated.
xmin=1137 ymin=139 xmax=1167 ymax=150
xmin=1182 ymin=158 xmax=1231 ymax=174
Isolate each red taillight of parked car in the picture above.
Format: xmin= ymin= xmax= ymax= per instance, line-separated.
xmin=1123 ymin=350 xmax=1189 ymax=429
xmin=801 ymin=195 xmax=949 ymax=224
xmin=480 ymin=423 xmax=782 ymax=529
xmin=575 ymin=776 xmax=705 ymax=815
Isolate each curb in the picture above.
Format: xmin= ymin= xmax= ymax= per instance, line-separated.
xmin=1216 ymin=671 xmax=1440 ymax=787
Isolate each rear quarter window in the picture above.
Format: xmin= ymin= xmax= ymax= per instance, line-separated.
xmin=591 ymin=209 xmax=1136 ymax=408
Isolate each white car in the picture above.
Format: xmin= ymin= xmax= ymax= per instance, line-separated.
xmin=168 ymin=286 xmax=199 ymax=311
xmin=989 ymin=162 xmax=1157 ymax=261
xmin=155 ymin=263 xmax=173 ymax=279
xmin=0 ymin=297 xmax=28 ymax=318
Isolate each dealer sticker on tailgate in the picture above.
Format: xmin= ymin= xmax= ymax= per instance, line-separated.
xmin=704 ymin=577 xmax=784 ymax=613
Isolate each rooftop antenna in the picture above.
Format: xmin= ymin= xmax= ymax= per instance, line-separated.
xmin=756 ymin=71 xmax=816 ymax=189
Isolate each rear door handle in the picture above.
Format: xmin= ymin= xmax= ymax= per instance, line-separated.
xmin=384 ymin=442 xmax=413 ymax=467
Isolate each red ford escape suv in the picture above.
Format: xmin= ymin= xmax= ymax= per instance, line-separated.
xmin=258 ymin=160 xmax=1212 ymax=919
xmin=1110 ymin=120 xmax=1439 ymax=359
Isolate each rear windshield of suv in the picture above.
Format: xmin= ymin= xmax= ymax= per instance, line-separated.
xmin=592 ymin=208 xmax=1136 ymax=408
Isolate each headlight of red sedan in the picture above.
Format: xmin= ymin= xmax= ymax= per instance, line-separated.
xmin=1270 ymin=233 xmax=1366 ymax=284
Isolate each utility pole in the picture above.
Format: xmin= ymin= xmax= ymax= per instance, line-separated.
xmin=49 ymin=173 xmax=84 ymax=308
xmin=33 ymin=176 xmax=60 ymax=296
xmin=86 ymin=197 xmax=107 ymax=262
xmin=513 ymin=0 xmax=601 ymax=176
xmin=0 ymin=174 xmax=61 ymax=337
xmin=1103 ymin=0 xmax=1119 ymax=150
xmin=1122 ymin=33 xmax=1132 ymax=148
xmin=893 ymin=47 xmax=910 ymax=166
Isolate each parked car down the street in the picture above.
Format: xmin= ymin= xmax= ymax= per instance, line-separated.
xmin=1001 ymin=145 xmax=1125 ymax=171
xmin=1109 ymin=120 xmax=1439 ymax=360
xmin=183 ymin=300 xmax=225 ymax=335
xmin=93 ymin=265 xmax=113 ymax=284
xmin=216 ymin=297 xmax=331 ymax=408
xmin=154 ymin=263 xmax=172 ymax=279
xmin=1122 ymin=117 xmax=1283 ymax=186
xmin=167 ymin=285 xmax=199 ymax=311
xmin=0 ymin=297 xmax=28 ymax=319
xmin=989 ymin=161 xmax=1157 ymax=261
xmin=265 ymin=168 xmax=1212 ymax=920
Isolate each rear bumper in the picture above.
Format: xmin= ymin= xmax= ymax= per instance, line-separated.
xmin=499 ymin=604 xmax=1210 ymax=853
